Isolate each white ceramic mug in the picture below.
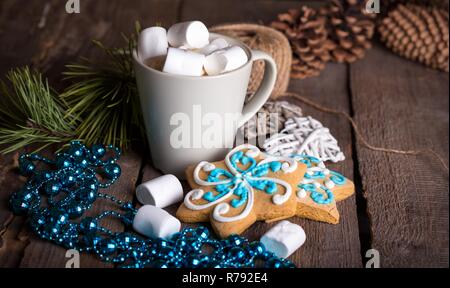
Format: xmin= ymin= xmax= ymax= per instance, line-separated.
xmin=133 ymin=33 xmax=277 ymax=178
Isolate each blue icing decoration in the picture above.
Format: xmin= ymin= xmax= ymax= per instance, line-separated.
xmin=233 ymin=183 xmax=246 ymax=196
xmin=230 ymin=151 xmax=256 ymax=173
xmin=198 ymin=149 xmax=287 ymax=209
xmin=231 ymin=183 xmax=248 ymax=208
xmin=231 ymin=199 xmax=240 ymax=208
xmin=209 ymin=168 xmax=233 ymax=179
xmin=330 ymin=171 xmax=346 ymax=185
xmin=203 ymin=189 xmax=231 ymax=202
xmin=269 ymin=161 xmax=282 ymax=172
xmin=266 ymin=181 xmax=277 ymax=194
xmin=298 ymin=183 xmax=334 ymax=205
xmin=216 ymin=184 xmax=230 ymax=193
xmin=251 ymin=165 xmax=269 ymax=177
xmin=249 ymin=179 xmax=266 ymax=190
xmin=304 ymin=170 xmax=325 ymax=180
xmin=292 ymin=155 xmax=321 ymax=168
xmin=203 ymin=191 xmax=215 ymax=201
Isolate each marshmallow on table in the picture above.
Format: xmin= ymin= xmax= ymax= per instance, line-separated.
xmin=133 ymin=205 xmax=181 ymax=239
xmin=204 ymin=46 xmax=248 ymax=76
xmin=136 ymin=174 xmax=183 ymax=208
xmin=163 ymin=47 xmax=206 ymax=76
xmin=138 ymin=26 xmax=168 ymax=61
xmin=260 ymin=220 xmax=306 ymax=258
xmin=198 ymin=38 xmax=229 ymax=55
xmin=167 ymin=21 xmax=209 ymax=49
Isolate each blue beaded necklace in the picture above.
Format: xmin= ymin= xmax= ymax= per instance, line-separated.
xmin=10 ymin=141 xmax=295 ymax=268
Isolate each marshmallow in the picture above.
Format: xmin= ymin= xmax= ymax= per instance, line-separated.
xmin=204 ymin=46 xmax=248 ymax=75
xmin=133 ymin=205 xmax=181 ymax=239
xmin=136 ymin=174 xmax=183 ymax=208
xmin=138 ymin=26 xmax=168 ymax=61
xmin=198 ymin=38 xmax=229 ymax=55
xmin=260 ymin=220 xmax=306 ymax=258
xmin=167 ymin=21 xmax=209 ymax=49
xmin=163 ymin=47 xmax=206 ymax=76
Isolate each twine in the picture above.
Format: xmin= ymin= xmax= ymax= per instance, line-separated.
xmin=211 ymin=23 xmax=292 ymax=100
xmin=282 ymin=92 xmax=449 ymax=173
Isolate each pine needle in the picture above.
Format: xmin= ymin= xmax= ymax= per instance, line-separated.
xmin=0 ymin=67 xmax=74 ymax=154
xmin=0 ymin=22 xmax=144 ymax=154
xmin=61 ymin=23 xmax=144 ymax=148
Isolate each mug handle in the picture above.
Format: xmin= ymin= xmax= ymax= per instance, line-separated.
xmin=238 ymin=50 xmax=277 ymax=128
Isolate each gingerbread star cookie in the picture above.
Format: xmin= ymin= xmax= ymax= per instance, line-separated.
xmin=292 ymin=155 xmax=355 ymax=224
xmin=176 ymin=144 xmax=307 ymax=238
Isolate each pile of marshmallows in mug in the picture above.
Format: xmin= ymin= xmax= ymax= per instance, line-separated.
xmin=133 ymin=174 xmax=306 ymax=259
xmin=138 ymin=21 xmax=248 ymax=76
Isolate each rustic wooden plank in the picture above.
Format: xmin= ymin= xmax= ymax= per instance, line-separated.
xmin=0 ymin=152 xmax=30 ymax=268
xmin=0 ymin=153 xmax=20 ymax=237
xmin=0 ymin=15 xmax=50 ymax=247
xmin=181 ymin=0 xmax=325 ymax=26
xmin=286 ymin=69 xmax=362 ymax=268
xmin=244 ymin=66 xmax=362 ymax=268
xmin=181 ymin=0 xmax=324 ymax=26
xmin=20 ymin=0 xmax=182 ymax=86
xmin=0 ymin=0 xmax=48 ymax=266
xmin=0 ymin=0 xmax=48 ymax=74
xmin=0 ymin=216 xmax=29 ymax=268
xmin=350 ymin=44 xmax=449 ymax=268
xmin=180 ymin=0 xmax=362 ymax=268
xmin=0 ymin=0 xmax=180 ymax=268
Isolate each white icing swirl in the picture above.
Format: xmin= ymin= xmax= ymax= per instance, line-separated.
xmin=225 ymin=144 xmax=260 ymax=174
xmin=257 ymin=155 xmax=298 ymax=174
xmin=193 ymin=161 xmax=232 ymax=186
xmin=184 ymin=186 xmax=236 ymax=211
xmin=203 ymin=163 xmax=216 ymax=172
xmin=184 ymin=144 xmax=301 ymax=223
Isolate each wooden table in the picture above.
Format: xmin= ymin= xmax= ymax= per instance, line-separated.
xmin=0 ymin=0 xmax=448 ymax=268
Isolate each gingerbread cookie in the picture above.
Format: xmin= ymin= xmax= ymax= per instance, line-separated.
xmin=176 ymin=144 xmax=307 ymax=238
xmin=292 ymin=155 xmax=355 ymax=224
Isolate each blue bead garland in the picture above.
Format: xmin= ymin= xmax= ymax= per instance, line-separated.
xmin=10 ymin=141 xmax=295 ymax=268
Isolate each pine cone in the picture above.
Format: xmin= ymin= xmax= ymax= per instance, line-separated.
xmin=378 ymin=4 xmax=449 ymax=72
xmin=382 ymin=0 xmax=449 ymax=13
xmin=271 ymin=6 xmax=332 ymax=79
xmin=321 ymin=0 xmax=376 ymax=63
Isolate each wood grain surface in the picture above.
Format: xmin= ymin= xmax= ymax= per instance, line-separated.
xmin=0 ymin=0 xmax=448 ymax=268
xmin=350 ymin=46 xmax=449 ymax=268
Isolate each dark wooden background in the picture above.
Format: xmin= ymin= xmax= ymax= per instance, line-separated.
xmin=0 ymin=0 xmax=448 ymax=268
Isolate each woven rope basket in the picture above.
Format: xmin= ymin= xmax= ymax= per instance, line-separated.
xmin=210 ymin=23 xmax=292 ymax=100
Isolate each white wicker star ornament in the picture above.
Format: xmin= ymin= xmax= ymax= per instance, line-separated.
xmin=263 ymin=116 xmax=345 ymax=163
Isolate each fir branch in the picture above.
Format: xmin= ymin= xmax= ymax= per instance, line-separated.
xmin=0 ymin=67 xmax=75 ymax=154
xmin=61 ymin=22 xmax=145 ymax=148
xmin=0 ymin=22 xmax=144 ymax=154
